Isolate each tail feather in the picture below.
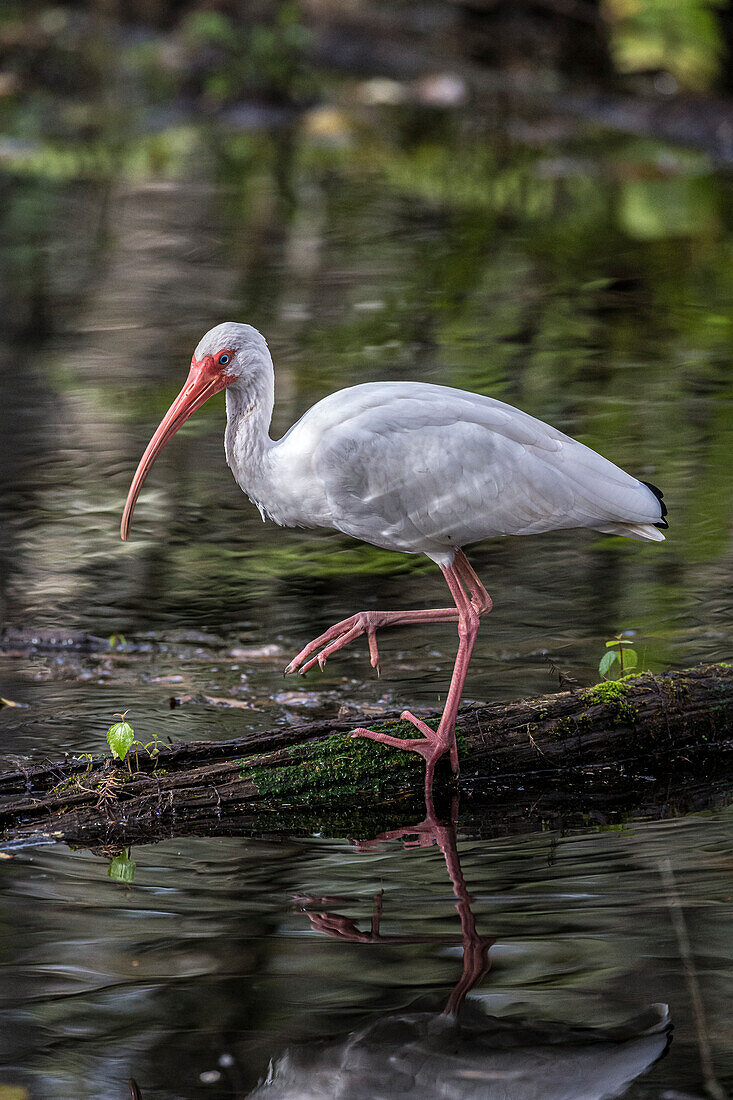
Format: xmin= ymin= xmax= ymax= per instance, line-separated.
xmin=598 ymin=522 xmax=666 ymax=543
xmin=641 ymin=481 xmax=668 ymax=529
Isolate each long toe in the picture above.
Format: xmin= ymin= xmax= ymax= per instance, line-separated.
xmin=351 ymin=727 xmax=431 ymax=759
xmin=285 ymin=613 xmax=379 ymax=676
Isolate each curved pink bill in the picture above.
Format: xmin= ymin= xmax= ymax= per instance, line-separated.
xmin=121 ymin=356 xmax=232 ymax=541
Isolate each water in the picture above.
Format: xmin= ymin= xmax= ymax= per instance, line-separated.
xmin=0 ymin=813 xmax=731 ymax=1097
xmin=1 ymin=55 xmax=732 ymax=1099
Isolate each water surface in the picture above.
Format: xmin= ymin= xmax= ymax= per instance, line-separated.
xmin=0 ymin=74 xmax=732 ymax=1099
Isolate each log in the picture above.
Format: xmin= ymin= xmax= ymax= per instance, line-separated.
xmin=1 ymin=664 xmax=732 ymax=846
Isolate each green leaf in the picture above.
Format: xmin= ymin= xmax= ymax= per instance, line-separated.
xmin=108 ymin=851 xmax=136 ymax=883
xmin=621 ymin=649 xmax=638 ymax=669
xmin=599 ymin=650 xmax=618 ymax=677
xmin=107 ymin=718 xmax=134 ymax=761
xmin=605 ymin=639 xmax=633 ymax=647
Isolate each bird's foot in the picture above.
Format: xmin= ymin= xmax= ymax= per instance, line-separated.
xmin=284 ymin=611 xmax=384 ymax=676
xmin=351 ymin=709 xmax=459 ymax=792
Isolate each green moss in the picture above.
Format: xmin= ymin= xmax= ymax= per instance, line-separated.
xmin=580 ymin=677 xmax=639 ymax=725
xmin=237 ymin=720 xmax=465 ymax=802
xmin=548 ymin=716 xmax=575 ymax=736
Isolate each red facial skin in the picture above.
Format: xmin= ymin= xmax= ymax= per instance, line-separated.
xmin=120 ymin=351 xmax=235 ymax=540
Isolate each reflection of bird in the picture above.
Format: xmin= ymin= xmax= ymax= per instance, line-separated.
xmin=121 ymin=323 xmax=667 ymax=794
xmin=252 ymin=799 xmax=671 ymax=1099
xmin=248 ymin=1005 xmax=670 ymax=1100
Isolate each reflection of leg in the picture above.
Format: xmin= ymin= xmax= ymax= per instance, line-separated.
xmin=420 ymin=792 xmax=493 ymax=1012
xmin=305 ymin=795 xmax=493 ymax=1015
xmin=371 ymin=890 xmax=383 ymax=937
xmin=303 ymin=891 xmax=385 ymax=943
xmin=352 ymin=556 xmax=484 ymax=794
xmin=438 ymin=820 xmax=493 ymax=1017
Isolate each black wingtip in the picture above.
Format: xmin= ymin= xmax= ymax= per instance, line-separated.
xmin=641 ymin=480 xmax=668 ymax=529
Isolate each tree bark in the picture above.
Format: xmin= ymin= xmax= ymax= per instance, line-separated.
xmin=1 ymin=664 xmax=732 ymax=846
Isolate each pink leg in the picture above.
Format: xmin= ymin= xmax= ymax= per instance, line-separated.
xmin=352 ymin=556 xmax=482 ymax=796
xmin=453 ymin=550 xmax=493 ymax=615
xmin=284 ymin=606 xmax=458 ymax=677
xmin=284 ymin=549 xmax=490 ymax=677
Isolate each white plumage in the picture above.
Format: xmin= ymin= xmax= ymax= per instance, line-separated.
xmin=122 ymin=322 xmax=667 ymax=794
xmin=263 ymin=380 xmax=665 ymax=562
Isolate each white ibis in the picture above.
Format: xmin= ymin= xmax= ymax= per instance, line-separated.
xmin=121 ymin=322 xmax=667 ymax=794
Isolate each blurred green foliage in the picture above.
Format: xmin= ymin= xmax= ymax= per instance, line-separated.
xmin=181 ymin=2 xmax=311 ymax=104
xmin=603 ymin=0 xmax=725 ymax=89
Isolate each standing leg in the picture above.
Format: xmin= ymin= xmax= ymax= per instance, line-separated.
xmin=352 ymin=555 xmax=483 ymax=797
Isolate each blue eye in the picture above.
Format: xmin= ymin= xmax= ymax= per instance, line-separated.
xmin=219 ymin=353 xmax=230 ymax=365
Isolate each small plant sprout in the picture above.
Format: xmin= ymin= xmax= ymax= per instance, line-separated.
xmin=108 ymin=633 xmax=127 ymax=650
xmin=144 ymin=732 xmax=162 ymax=758
xmin=107 ymin=711 xmax=135 ymax=767
xmin=127 ymin=732 xmax=164 ymax=771
xmin=599 ymin=635 xmax=638 ymax=681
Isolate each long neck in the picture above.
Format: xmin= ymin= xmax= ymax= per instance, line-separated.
xmin=224 ymin=353 xmax=275 ymax=498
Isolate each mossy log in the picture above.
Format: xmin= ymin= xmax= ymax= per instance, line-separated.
xmin=1 ymin=665 xmax=732 ymax=846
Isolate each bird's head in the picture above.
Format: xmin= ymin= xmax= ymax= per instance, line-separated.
xmin=120 ymin=322 xmax=269 ymax=540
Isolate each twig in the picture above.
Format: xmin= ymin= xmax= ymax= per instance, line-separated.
xmin=658 ymin=858 xmax=726 ymax=1100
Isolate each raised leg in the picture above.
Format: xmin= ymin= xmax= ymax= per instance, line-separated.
xmin=284 ymin=549 xmax=490 ymax=677
xmin=284 ymin=605 xmax=459 ymax=677
xmin=352 ymin=554 xmax=486 ymax=795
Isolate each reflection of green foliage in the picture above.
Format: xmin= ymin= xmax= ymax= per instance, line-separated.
xmin=620 ymin=176 xmax=719 ymax=240
xmin=182 ymin=1 xmax=311 ymax=104
xmin=0 ymin=127 xmax=201 ymax=182
xmin=375 ymin=141 xmax=567 ymax=220
xmin=604 ymin=0 xmax=724 ymax=90
xmin=180 ymin=537 xmax=432 ymax=583
xmin=108 ymin=849 xmax=136 ymax=883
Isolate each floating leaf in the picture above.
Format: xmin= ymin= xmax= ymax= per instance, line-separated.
xmin=599 ymin=650 xmax=618 ymax=677
xmin=107 ymin=713 xmax=134 ymax=761
xmin=108 ymin=851 xmax=136 ymax=883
